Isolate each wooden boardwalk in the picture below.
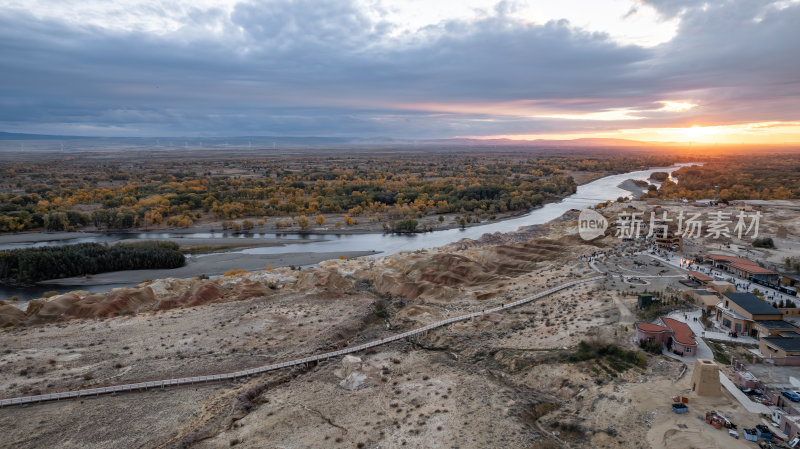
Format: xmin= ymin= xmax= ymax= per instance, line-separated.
xmin=0 ymin=275 xmax=603 ymax=407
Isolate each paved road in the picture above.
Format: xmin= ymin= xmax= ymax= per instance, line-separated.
xmin=614 ymin=295 xmax=635 ymax=326
xmin=0 ymin=275 xmax=604 ymax=407
xmin=718 ymin=370 xmax=772 ymax=415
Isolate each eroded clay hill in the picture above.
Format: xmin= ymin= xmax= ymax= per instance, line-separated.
xmin=0 ymin=238 xmax=577 ymax=327
xmin=0 ymin=272 xmax=295 ymax=327
xmin=362 ymin=239 xmax=571 ymax=302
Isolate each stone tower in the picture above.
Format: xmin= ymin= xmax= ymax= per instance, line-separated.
xmin=691 ymin=359 xmax=721 ymax=396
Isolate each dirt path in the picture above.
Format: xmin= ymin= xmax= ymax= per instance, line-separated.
xmin=614 ymin=294 xmax=635 ymax=326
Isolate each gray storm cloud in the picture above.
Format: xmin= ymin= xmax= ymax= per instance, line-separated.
xmin=0 ymin=0 xmax=797 ymax=137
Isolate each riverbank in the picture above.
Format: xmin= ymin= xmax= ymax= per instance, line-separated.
xmin=0 ymin=208 xmax=537 ymax=244
xmin=36 ymin=250 xmax=377 ymax=287
xmin=0 ymin=231 xmax=103 ymax=245
xmin=0 ymin=232 xmax=326 ymax=249
xmin=0 ymin=171 xmax=611 ymax=245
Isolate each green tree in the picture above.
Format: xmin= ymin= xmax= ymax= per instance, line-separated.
xmin=391 ymin=218 xmax=418 ymax=233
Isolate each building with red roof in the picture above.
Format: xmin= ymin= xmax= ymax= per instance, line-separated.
xmin=688 ymin=271 xmax=713 ymax=285
xmin=635 ymin=318 xmax=698 ymax=357
xmin=703 ymin=254 xmax=780 ymax=284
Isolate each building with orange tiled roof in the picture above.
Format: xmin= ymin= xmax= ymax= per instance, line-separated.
xmin=688 ymin=271 xmax=713 ymax=285
xmin=703 ymin=254 xmax=780 ymax=284
xmin=635 ymin=319 xmax=698 ymax=357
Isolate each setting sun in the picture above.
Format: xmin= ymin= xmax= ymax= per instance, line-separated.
xmin=471 ymin=121 xmax=800 ymax=145
xmin=677 ymin=125 xmax=718 ymax=139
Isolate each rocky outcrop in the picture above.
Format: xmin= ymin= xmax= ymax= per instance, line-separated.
xmin=295 ymin=269 xmax=354 ymax=293
xmin=359 ymin=238 xmax=567 ymax=303
xmin=339 ymin=372 xmax=367 ymax=390
xmin=0 ymin=302 xmax=26 ymax=327
xmin=11 ymin=271 xmax=293 ymax=326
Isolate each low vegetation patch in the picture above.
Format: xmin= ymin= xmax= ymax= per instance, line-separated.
xmin=638 ymin=339 xmax=663 ymax=355
xmin=635 ymin=289 xmax=693 ymax=322
xmin=753 ymin=237 xmax=775 ymax=249
xmin=706 ymin=340 xmax=731 ymax=365
xmin=567 ymin=341 xmax=647 ymax=375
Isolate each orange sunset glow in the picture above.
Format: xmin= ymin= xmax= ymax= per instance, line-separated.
xmin=470 ymin=121 xmax=800 ymax=145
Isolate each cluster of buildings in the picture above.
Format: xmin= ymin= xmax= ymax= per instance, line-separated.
xmin=626 ymin=206 xmax=800 ymax=438
xmin=632 ymin=251 xmax=800 ymax=440
xmin=687 ymin=255 xmax=800 ymax=365
xmin=715 ymin=292 xmax=800 ymax=364
xmin=636 ymin=253 xmax=800 ymax=366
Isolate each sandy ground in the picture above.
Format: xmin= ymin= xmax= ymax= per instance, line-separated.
xmin=0 ymin=231 xmax=104 ymax=244
xmin=0 ymin=219 xmax=616 ymax=448
xmin=617 ymin=179 xmax=652 ymax=199
xmin=38 ymin=250 xmax=376 ymax=286
xmin=631 ymin=375 xmax=765 ymax=449
xmin=0 ymin=271 xmax=627 ymax=449
xmin=2 ymin=198 xmax=798 ymax=449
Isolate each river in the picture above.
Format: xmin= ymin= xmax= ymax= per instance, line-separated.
xmin=0 ymin=163 xmax=693 ymax=302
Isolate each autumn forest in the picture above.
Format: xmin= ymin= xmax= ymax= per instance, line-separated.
xmin=0 ymin=152 xmax=676 ymax=234
xmin=0 ymin=151 xmax=797 ymax=235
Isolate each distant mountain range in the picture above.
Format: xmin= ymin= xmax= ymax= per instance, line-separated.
xmin=0 ymin=131 xmax=660 ymax=147
xmin=3 ymin=131 xmax=791 ymax=151
xmin=0 ymin=132 xmax=353 ymax=144
xmin=0 ymin=131 xmax=92 ymax=140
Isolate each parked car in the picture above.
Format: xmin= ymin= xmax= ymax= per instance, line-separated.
xmin=742 ymin=388 xmax=764 ymax=396
xmin=781 ymin=390 xmax=800 ymax=402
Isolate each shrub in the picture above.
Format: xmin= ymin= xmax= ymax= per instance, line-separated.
xmin=753 ymin=237 xmax=775 ymax=249
xmin=391 ymin=218 xmax=418 ymax=233
xmin=568 ymin=340 xmax=647 ymax=370
xmin=638 ymin=339 xmax=663 ymax=355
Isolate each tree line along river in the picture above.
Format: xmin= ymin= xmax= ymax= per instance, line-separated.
xmin=0 ymin=164 xmax=693 ymax=302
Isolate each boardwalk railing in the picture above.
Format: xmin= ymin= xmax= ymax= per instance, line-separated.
xmin=0 ymin=275 xmax=603 ymax=407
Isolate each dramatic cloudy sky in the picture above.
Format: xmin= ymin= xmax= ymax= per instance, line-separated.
xmin=1 ymin=0 xmax=799 ymax=142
